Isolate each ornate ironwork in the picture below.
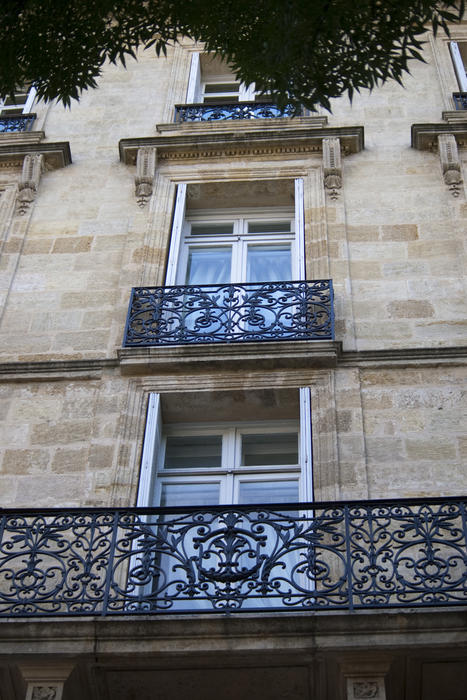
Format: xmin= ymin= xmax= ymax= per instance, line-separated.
xmin=0 ymin=114 xmax=36 ymax=132
xmin=453 ymin=93 xmax=467 ymax=110
xmin=1 ymin=497 xmax=467 ymax=616
xmin=175 ymin=102 xmax=301 ymax=122
xmin=123 ymin=279 xmax=334 ymax=347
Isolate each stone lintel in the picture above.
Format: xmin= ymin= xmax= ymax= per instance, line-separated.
xmin=117 ymin=340 xmax=340 ymax=375
xmin=1 ymin=608 xmax=467 ymax=658
xmin=0 ymin=141 xmax=72 ymax=170
xmin=0 ymin=131 xmax=45 ymax=147
xmin=156 ymin=114 xmax=329 ymax=135
xmin=119 ymin=125 xmax=364 ymax=165
xmin=411 ymin=121 xmax=467 ymax=150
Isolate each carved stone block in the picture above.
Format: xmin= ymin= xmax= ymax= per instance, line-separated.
xmin=438 ymin=133 xmax=463 ymax=197
xmin=322 ymin=137 xmax=342 ymax=199
xmin=17 ymin=153 xmax=44 ymax=215
xmin=135 ymin=146 xmax=157 ymax=207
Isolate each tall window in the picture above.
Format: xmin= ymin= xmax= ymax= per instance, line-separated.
xmin=450 ymin=42 xmax=467 ymax=92
xmin=0 ymin=85 xmax=36 ymax=117
xmin=165 ymin=179 xmax=306 ymax=286
xmin=186 ymin=53 xmax=268 ymax=104
xmin=137 ymin=389 xmax=313 ymax=508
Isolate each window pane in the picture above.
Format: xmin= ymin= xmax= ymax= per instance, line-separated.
xmin=204 ymin=83 xmax=240 ymax=94
xmin=160 ymin=482 xmax=220 ymax=507
xmin=247 ymin=221 xmax=291 ymax=234
xmin=190 ymin=223 xmax=234 ymax=236
xmin=241 ymin=433 xmax=299 ymax=466
xmin=164 ymin=435 xmax=223 ymax=469
xmin=186 ymin=247 xmax=232 ymax=284
xmin=247 ymin=244 xmax=291 ymax=282
xmin=238 ymin=480 xmax=299 ymax=504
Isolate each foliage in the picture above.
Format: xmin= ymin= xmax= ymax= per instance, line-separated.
xmin=0 ymin=0 xmax=464 ymax=110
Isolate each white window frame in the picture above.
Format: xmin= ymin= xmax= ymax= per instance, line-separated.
xmin=177 ymin=208 xmax=297 ymax=285
xmin=0 ymin=86 xmax=36 ymax=116
xmin=165 ymin=179 xmax=306 ymax=285
xmin=186 ymin=52 xmax=258 ymax=104
xmin=137 ymin=388 xmax=313 ymax=507
xmin=450 ymin=41 xmax=467 ymax=92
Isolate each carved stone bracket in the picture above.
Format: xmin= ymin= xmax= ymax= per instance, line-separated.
xmin=438 ymin=133 xmax=463 ymax=197
xmin=17 ymin=153 xmax=44 ymax=215
xmin=19 ymin=662 xmax=73 ymax=700
xmin=135 ymin=146 xmax=157 ymax=207
xmin=322 ymin=137 xmax=342 ymax=199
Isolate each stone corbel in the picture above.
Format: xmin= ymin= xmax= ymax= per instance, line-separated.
xmin=438 ymin=133 xmax=463 ymax=197
xmin=135 ymin=146 xmax=157 ymax=207
xmin=322 ymin=137 xmax=342 ymax=200
xmin=19 ymin=662 xmax=73 ymax=700
xmin=340 ymin=656 xmax=391 ymax=700
xmin=16 ymin=153 xmax=44 ymax=215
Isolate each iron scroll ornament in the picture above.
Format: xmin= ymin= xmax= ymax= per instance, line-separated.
xmin=1 ymin=498 xmax=467 ymax=616
xmin=123 ymin=279 xmax=334 ymax=347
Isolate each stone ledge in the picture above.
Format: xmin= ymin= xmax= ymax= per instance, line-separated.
xmin=411 ymin=121 xmax=467 ymax=150
xmin=0 ymin=140 xmax=72 ymax=170
xmin=118 ymin=340 xmax=340 ymax=375
xmin=156 ymin=115 xmax=329 ymax=135
xmin=119 ymin=125 xmax=364 ymax=165
xmin=0 ymin=131 xmax=45 ymax=147
xmin=0 ymin=607 xmax=466 ymax=657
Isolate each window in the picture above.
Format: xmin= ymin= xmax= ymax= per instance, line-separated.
xmin=137 ymin=389 xmax=313 ymax=508
xmin=450 ymin=42 xmax=467 ymax=92
xmin=186 ymin=53 xmax=267 ymax=104
xmin=178 ymin=211 xmax=296 ymax=285
xmin=165 ymin=180 xmax=305 ymax=286
xmin=0 ymin=85 xmax=36 ymax=117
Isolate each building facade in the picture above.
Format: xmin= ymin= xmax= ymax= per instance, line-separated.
xmin=0 ymin=25 xmax=466 ymax=700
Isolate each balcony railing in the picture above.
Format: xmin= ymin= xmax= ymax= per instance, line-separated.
xmin=123 ymin=280 xmax=334 ymax=347
xmin=1 ymin=497 xmax=467 ymax=616
xmin=453 ymin=93 xmax=467 ymax=110
xmin=174 ymin=102 xmax=302 ymax=123
xmin=0 ymin=114 xmax=36 ymax=133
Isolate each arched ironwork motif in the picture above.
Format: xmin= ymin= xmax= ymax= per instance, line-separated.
xmin=0 ymin=498 xmax=467 ymax=616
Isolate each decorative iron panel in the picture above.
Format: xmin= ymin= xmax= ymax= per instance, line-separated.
xmin=174 ymin=102 xmax=301 ymax=122
xmin=453 ymin=93 xmax=467 ymax=110
xmin=1 ymin=498 xmax=467 ymax=616
xmin=123 ymin=280 xmax=334 ymax=347
xmin=0 ymin=114 xmax=36 ymax=132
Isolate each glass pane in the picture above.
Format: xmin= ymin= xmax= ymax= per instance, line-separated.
xmin=204 ymin=83 xmax=240 ymax=94
xmin=241 ymin=433 xmax=299 ymax=466
xmin=164 ymin=435 xmax=223 ymax=469
xmin=160 ymin=482 xmax=220 ymax=507
xmin=247 ymin=221 xmax=291 ymax=234
xmin=190 ymin=223 xmax=234 ymax=236
xmin=238 ymin=480 xmax=299 ymax=504
xmin=186 ymin=247 xmax=232 ymax=284
xmin=247 ymin=244 xmax=291 ymax=282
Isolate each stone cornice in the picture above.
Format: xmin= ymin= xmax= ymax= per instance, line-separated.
xmin=0 ymin=130 xmax=45 ymax=147
xmin=0 ymin=141 xmax=72 ymax=170
xmin=119 ymin=124 xmax=364 ymax=165
xmin=0 ymin=345 xmax=465 ymax=379
xmin=411 ymin=121 xmax=467 ymax=150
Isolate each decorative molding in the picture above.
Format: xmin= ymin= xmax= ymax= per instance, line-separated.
xmin=411 ymin=121 xmax=467 ymax=151
xmin=135 ymin=147 xmax=157 ymax=207
xmin=0 ymin=141 xmax=72 ymax=170
xmin=119 ymin=126 xmax=364 ymax=166
xmin=31 ymin=687 xmax=58 ymax=700
xmin=16 ymin=153 xmax=44 ymax=214
xmin=438 ymin=133 xmax=463 ymax=197
xmin=353 ymin=681 xmax=379 ymax=699
xmin=322 ymin=137 xmax=342 ymax=199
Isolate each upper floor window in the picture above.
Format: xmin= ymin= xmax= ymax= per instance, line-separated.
xmin=450 ymin=42 xmax=467 ymax=109
xmin=0 ymin=85 xmax=36 ymax=117
xmin=187 ymin=54 xmax=264 ymax=105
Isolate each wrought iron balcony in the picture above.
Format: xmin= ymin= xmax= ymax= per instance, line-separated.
xmin=0 ymin=113 xmax=36 ymax=133
xmin=1 ymin=497 xmax=467 ymax=616
xmin=174 ymin=102 xmax=302 ymax=123
xmin=123 ymin=280 xmax=334 ymax=347
xmin=453 ymin=92 xmax=467 ymax=110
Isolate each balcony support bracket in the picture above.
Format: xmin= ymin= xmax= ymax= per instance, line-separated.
xmin=322 ymin=137 xmax=342 ymax=200
xmin=438 ymin=133 xmax=463 ymax=197
xmin=135 ymin=146 xmax=157 ymax=207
